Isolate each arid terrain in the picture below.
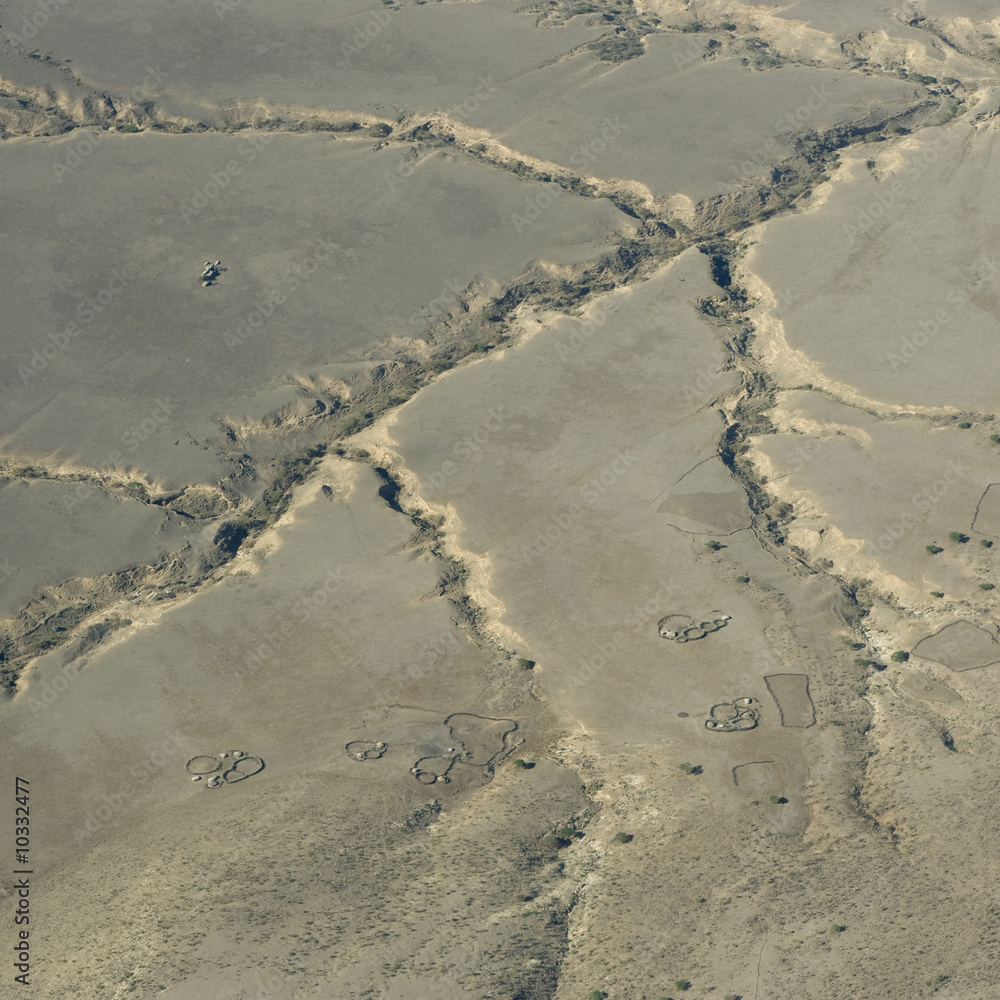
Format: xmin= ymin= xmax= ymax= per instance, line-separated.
xmin=2 ymin=1 xmax=1000 ymax=998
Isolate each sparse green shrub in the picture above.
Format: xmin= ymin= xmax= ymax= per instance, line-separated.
xmin=981 ymin=540 xmax=993 ymax=548
xmin=614 ymin=831 xmax=633 ymax=843
xmin=831 ymin=924 xmax=847 ymax=933
xmin=516 ymin=657 xmax=535 ymax=669
xmin=992 ymin=434 xmax=1000 ymax=444
xmin=593 ymin=33 xmax=645 ymax=62
xmin=890 ymin=651 xmax=909 ymax=663
xmin=958 ymin=421 xmax=972 ymax=428
xmin=122 ymin=481 xmax=149 ymax=501
xmin=926 ymin=545 xmax=944 ymax=555
xmin=737 ymin=575 xmax=750 ymax=583
xmin=854 ymin=657 xmax=873 ymax=667
xmin=678 ymin=762 xmax=702 ymax=775
xmin=705 ymin=540 xmax=722 ymax=550
xmin=514 ymin=759 xmax=527 ymax=769
xmin=948 ymin=532 xmax=968 ymax=543
xmin=339 ymin=412 xmax=367 ymax=435
xmin=930 ymin=591 xmax=945 ymax=597
xmin=674 ymin=981 xmax=691 ymax=992
xmin=769 ymin=795 xmax=788 ymax=804
xmin=589 ymin=992 xmax=607 ymax=1000
xmin=116 ymin=123 xmax=140 ymax=133
xmin=369 ymin=122 xmax=392 ymax=138
xmin=980 ymin=583 xmax=995 ymax=591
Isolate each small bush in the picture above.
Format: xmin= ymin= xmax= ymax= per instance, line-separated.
xmin=981 ymin=540 xmax=993 ymax=548
xmin=854 ymin=657 xmax=873 ymax=667
xmin=614 ymin=832 xmax=633 ymax=843
xmin=769 ymin=795 xmax=788 ymax=804
xmin=991 ymin=434 xmax=1000 ymax=444
xmin=678 ymin=762 xmax=702 ymax=775
xmin=948 ymin=532 xmax=968 ymax=543
xmin=737 ymin=575 xmax=750 ymax=583
xmin=116 ymin=122 xmax=140 ymax=133
xmin=831 ymin=924 xmax=847 ymax=933
xmin=514 ymin=759 xmax=527 ymax=769
xmin=674 ymin=980 xmax=691 ymax=991
xmin=958 ymin=421 xmax=972 ymax=428
xmin=980 ymin=583 xmax=995 ymax=591
xmin=930 ymin=591 xmax=945 ymax=597
xmin=369 ymin=122 xmax=392 ymax=138
xmin=516 ymin=657 xmax=535 ymax=669
xmin=589 ymin=992 xmax=607 ymax=1000
xmin=705 ymin=540 xmax=722 ymax=550
xmin=890 ymin=651 xmax=909 ymax=663
xmin=926 ymin=545 xmax=944 ymax=554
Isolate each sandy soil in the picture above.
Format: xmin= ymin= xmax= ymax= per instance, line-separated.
xmin=4 ymin=2 xmax=1000 ymax=999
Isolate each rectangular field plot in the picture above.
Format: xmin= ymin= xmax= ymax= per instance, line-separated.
xmin=764 ymin=673 xmax=815 ymax=728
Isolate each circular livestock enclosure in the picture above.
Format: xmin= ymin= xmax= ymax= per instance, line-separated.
xmin=223 ymin=756 xmax=265 ymax=782
xmin=658 ymin=611 xmax=731 ymax=642
xmin=705 ymin=697 xmax=759 ymax=732
xmin=345 ymin=740 xmax=388 ymax=761
xmin=186 ymin=756 xmax=222 ymax=775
